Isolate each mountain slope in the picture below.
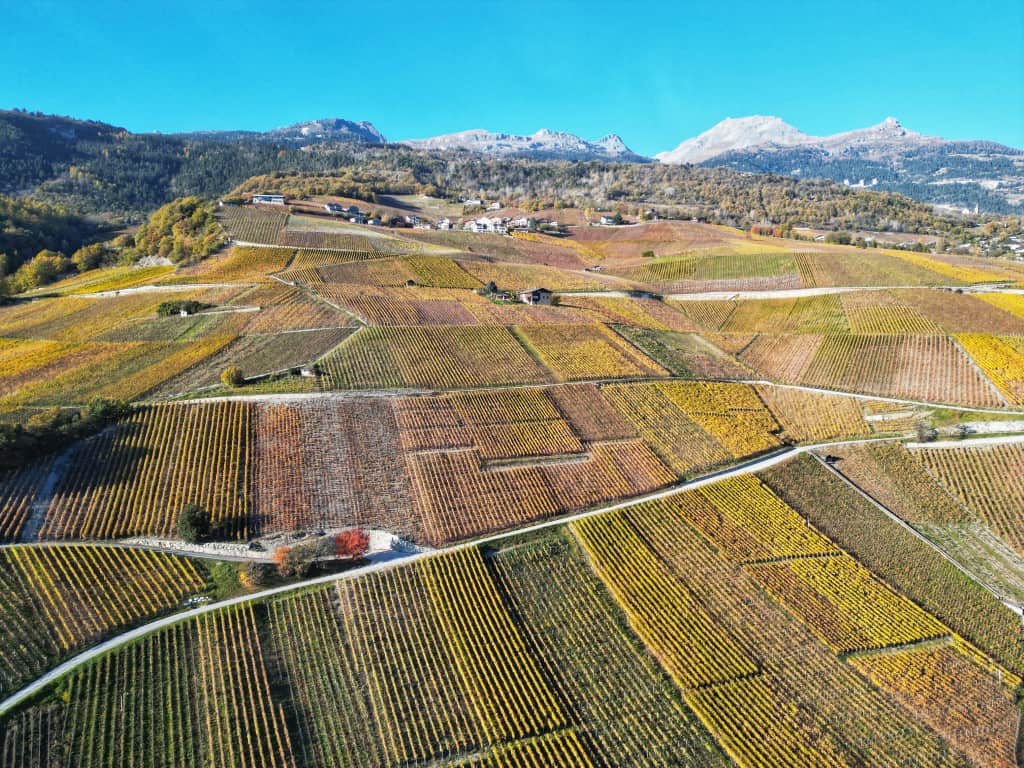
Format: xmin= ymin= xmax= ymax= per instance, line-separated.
xmin=655 ymin=116 xmax=813 ymax=164
xmin=402 ymin=128 xmax=648 ymax=162
xmin=659 ymin=116 xmax=1024 ymax=213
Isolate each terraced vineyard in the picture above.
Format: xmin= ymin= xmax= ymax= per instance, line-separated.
xmin=4 ymin=207 xmax=1024 ymax=768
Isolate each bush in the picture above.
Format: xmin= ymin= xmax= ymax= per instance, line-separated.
xmin=273 ymin=545 xmax=316 ymax=578
xmin=220 ymin=366 xmax=245 ymax=388
xmin=156 ymin=299 xmax=213 ymax=317
xmin=825 ymin=231 xmax=852 ymax=245
xmin=239 ymin=561 xmax=272 ymax=588
xmin=0 ymin=398 xmax=130 ymax=471
xmin=177 ymin=503 xmax=210 ymax=543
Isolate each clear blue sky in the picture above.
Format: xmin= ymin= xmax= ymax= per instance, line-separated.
xmin=3 ymin=0 xmax=1023 ymax=153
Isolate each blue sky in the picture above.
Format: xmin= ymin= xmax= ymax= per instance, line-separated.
xmin=3 ymin=0 xmax=1022 ymax=153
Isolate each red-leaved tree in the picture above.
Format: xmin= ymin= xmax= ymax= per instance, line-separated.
xmin=334 ymin=529 xmax=370 ymax=559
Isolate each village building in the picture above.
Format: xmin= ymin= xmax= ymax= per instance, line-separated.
xmin=518 ymin=287 xmax=553 ymax=306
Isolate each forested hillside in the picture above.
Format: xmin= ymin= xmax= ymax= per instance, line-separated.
xmin=0 ymin=109 xmax=1015 ymax=242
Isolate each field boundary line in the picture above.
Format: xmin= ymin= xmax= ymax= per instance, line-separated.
xmin=811 ymin=453 xmax=1020 ymax=613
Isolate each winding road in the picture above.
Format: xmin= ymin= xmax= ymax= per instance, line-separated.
xmin=0 ymin=434 xmax=908 ymax=717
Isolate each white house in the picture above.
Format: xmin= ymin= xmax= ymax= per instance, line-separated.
xmin=463 ymin=217 xmax=508 ymax=235
xmin=487 ymin=202 xmax=502 ymax=211
xmin=437 ymin=218 xmax=452 ymax=230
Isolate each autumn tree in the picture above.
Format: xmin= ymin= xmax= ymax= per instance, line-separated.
xmin=221 ymin=366 xmax=245 ymax=388
xmin=240 ymin=561 xmax=272 ymax=588
xmin=334 ymin=529 xmax=370 ymax=559
xmin=274 ymin=544 xmax=316 ymax=578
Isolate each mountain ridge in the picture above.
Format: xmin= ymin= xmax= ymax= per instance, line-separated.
xmin=401 ymin=127 xmax=648 ymax=162
xmin=174 ymin=117 xmax=387 ymax=145
xmin=655 ymin=115 xmax=957 ymax=164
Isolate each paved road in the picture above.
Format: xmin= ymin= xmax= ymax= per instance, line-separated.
xmin=905 ymin=433 xmax=1024 ymax=449
xmin=175 ymin=376 xmax=1024 ymax=417
xmin=0 ymin=434 xmax=904 ymax=717
xmin=79 ymin=282 xmax=254 ymax=298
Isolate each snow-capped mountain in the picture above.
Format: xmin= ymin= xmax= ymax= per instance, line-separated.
xmin=655 ymin=116 xmax=813 ymax=164
xmin=402 ymin=128 xmax=647 ymax=162
xmin=664 ymin=116 xmax=1023 ymax=213
xmin=657 ymin=116 xmax=950 ymax=165
xmin=264 ymin=118 xmax=387 ymax=144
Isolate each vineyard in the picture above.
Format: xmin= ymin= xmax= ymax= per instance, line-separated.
xmin=0 ymin=544 xmax=207 ymax=697
xmin=217 ymin=205 xmax=290 ymax=244
xmin=850 ymin=644 xmax=1018 ymax=768
xmin=405 ymin=439 xmax=673 ymax=544
xmin=555 ymin=296 xmax=700 ymax=332
xmin=910 ymin=441 xmax=1024 ymax=554
xmin=38 ymin=264 xmax=175 ymax=296
xmin=7 ymin=200 xmax=1024 ymax=768
xmin=612 ymin=251 xmax=804 ymax=291
xmin=53 ymin=604 xmax=295 ymax=768
xmin=761 ymin=455 xmax=1024 ymax=676
xmin=618 ymin=487 xmax=990 ymax=768
xmin=166 ymin=245 xmax=295 ymax=283
xmin=252 ymin=397 xmax=415 ymax=538
xmin=753 ymin=385 xmax=872 ymax=442
xmin=955 ymin=333 xmax=1024 ymax=404
xmin=490 ymin=532 xmax=728 ymax=767
xmin=321 ymin=326 xmax=550 ymax=389
xmin=43 ymin=402 xmax=253 ymax=539
xmin=748 ymin=554 xmax=948 ymax=653
xmin=612 ymin=326 xmax=751 ymax=379
xmin=0 ymin=459 xmax=53 ymax=542
xmin=799 ymin=334 xmax=1002 ymax=406
xmin=515 ymin=323 xmax=667 ymax=381
xmin=572 ymin=512 xmax=759 ymax=689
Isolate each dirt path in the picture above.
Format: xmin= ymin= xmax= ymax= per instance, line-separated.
xmin=17 ymin=446 xmax=75 ymax=543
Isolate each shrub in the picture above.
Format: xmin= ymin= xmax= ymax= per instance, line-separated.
xmin=273 ymin=545 xmax=316 ymax=578
xmin=240 ymin=561 xmax=272 ymax=588
xmin=156 ymin=299 xmax=213 ymax=317
xmin=220 ymin=366 xmax=245 ymax=388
